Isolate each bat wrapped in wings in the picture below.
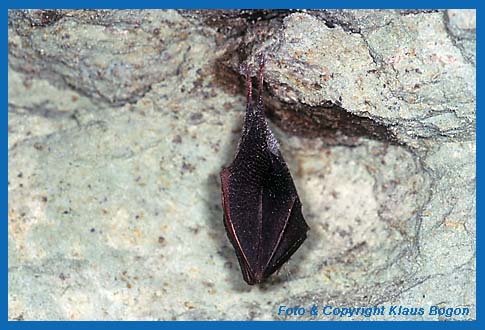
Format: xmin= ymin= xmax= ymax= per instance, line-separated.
xmin=220 ymin=55 xmax=310 ymax=285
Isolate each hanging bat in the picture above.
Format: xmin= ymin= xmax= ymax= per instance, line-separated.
xmin=220 ymin=54 xmax=309 ymax=285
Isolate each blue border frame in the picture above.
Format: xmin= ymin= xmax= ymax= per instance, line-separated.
xmin=4 ymin=0 xmax=479 ymax=328
xmin=1 ymin=0 xmax=481 ymax=9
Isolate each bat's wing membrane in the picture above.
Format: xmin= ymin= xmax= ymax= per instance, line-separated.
xmin=221 ymin=115 xmax=309 ymax=284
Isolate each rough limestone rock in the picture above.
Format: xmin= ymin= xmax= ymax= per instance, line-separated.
xmin=8 ymin=9 xmax=475 ymax=320
xmin=255 ymin=12 xmax=475 ymax=147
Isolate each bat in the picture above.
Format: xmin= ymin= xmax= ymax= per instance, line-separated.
xmin=220 ymin=54 xmax=310 ymax=285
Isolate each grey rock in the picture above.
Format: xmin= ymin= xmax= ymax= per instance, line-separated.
xmin=8 ymin=9 xmax=475 ymax=320
xmin=445 ymin=9 xmax=476 ymax=66
xmin=9 ymin=10 xmax=210 ymax=106
xmin=254 ymin=12 xmax=475 ymax=146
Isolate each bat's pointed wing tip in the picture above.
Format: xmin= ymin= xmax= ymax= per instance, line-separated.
xmin=243 ymin=270 xmax=266 ymax=286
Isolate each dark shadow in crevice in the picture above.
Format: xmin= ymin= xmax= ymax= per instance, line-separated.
xmin=213 ymin=61 xmax=400 ymax=147
xmin=264 ymin=97 xmax=400 ymax=146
